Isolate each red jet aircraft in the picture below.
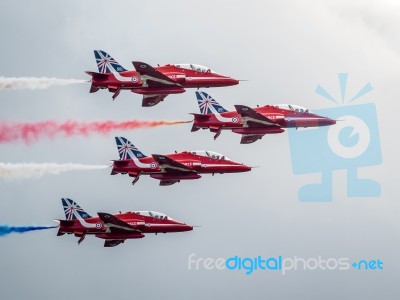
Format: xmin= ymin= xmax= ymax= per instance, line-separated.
xmin=56 ymin=198 xmax=193 ymax=247
xmin=191 ymin=91 xmax=336 ymax=144
xmin=86 ymin=50 xmax=239 ymax=107
xmin=111 ymin=136 xmax=252 ymax=186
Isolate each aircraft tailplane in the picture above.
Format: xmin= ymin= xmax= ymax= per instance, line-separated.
xmin=191 ymin=123 xmax=200 ymax=132
xmin=89 ymin=85 xmax=100 ymax=93
xmin=191 ymin=113 xmax=210 ymax=132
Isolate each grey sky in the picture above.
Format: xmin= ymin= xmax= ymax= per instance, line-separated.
xmin=0 ymin=0 xmax=399 ymax=299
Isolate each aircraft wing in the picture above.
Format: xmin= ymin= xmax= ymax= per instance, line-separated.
xmin=104 ymin=239 xmax=125 ymax=247
xmin=152 ymin=154 xmax=195 ymax=173
xmin=142 ymin=94 xmax=168 ymax=107
xmin=97 ymin=212 xmax=140 ymax=234
xmin=235 ymin=105 xmax=279 ymax=128
xmin=240 ymin=134 xmax=265 ymax=144
xmin=132 ymin=61 xmax=181 ymax=88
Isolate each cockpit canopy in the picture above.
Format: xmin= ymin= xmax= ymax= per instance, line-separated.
xmin=133 ymin=211 xmax=173 ymax=220
xmin=174 ymin=64 xmax=216 ymax=74
xmin=273 ymin=104 xmax=311 ymax=113
xmin=190 ymin=150 xmax=231 ymax=161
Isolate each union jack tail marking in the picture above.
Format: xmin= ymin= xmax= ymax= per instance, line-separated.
xmin=115 ymin=137 xmax=147 ymax=160
xmin=61 ymin=198 xmax=91 ymax=220
xmin=195 ymin=91 xmax=228 ymax=115
xmin=94 ymin=50 xmax=127 ymax=74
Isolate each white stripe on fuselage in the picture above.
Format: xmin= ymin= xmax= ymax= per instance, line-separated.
xmin=103 ymin=61 xmax=134 ymax=82
xmin=131 ymin=155 xmax=154 ymax=169
xmin=105 ymin=224 xmax=136 ymax=233
xmin=208 ymin=104 xmax=233 ymax=123
xmin=187 ymin=77 xmax=228 ymax=81
xmin=111 ymin=71 xmax=136 ymax=82
xmin=146 ymin=223 xmax=184 ymax=227
xmin=241 ymin=116 xmax=275 ymax=127
xmin=140 ymin=75 xmax=179 ymax=87
xmin=200 ymin=163 xmax=241 ymax=168
xmin=73 ymin=213 xmax=98 ymax=228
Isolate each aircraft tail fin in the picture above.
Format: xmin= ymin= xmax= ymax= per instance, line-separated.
xmin=195 ymin=91 xmax=228 ymax=115
xmin=94 ymin=50 xmax=127 ymax=74
xmin=61 ymin=198 xmax=91 ymax=221
xmin=115 ymin=137 xmax=147 ymax=160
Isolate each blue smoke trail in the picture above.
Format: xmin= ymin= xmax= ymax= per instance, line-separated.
xmin=0 ymin=225 xmax=57 ymax=237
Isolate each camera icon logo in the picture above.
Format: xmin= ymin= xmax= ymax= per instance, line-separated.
xmin=288 ymin=73 xmax=382 ymax=202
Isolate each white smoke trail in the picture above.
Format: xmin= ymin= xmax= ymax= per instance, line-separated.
xmin=0 ymin=77 xmax=86 ymax=90
xmin=0 ymin=163 xmax=109 ymax=179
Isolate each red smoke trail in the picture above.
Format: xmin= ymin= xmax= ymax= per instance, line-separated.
xmin=0 ymin=119 xmax=191 ymax=144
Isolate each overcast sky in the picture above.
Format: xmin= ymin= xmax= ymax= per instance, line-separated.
xmin=0 ymin=1 xmax=399 ymax=299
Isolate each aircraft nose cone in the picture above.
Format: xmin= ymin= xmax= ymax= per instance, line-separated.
xmin=241 ymin=164 xmax=252 ymax=172
xmin=230 ymin=78 xmax=240 ymax=86
xmin=321 ymin=117 xmax=336 ymax=126
xmin=183 ymin=224 xmax=193 ymax=231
